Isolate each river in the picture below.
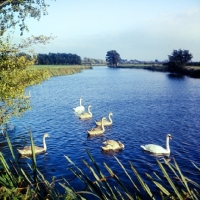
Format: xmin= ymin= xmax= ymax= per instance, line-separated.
xmin=3 ymin=66 xmax=200 ymax=197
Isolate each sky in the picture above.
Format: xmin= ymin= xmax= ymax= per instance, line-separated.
xmin=12 ymin=0 xmax=200 ymax=61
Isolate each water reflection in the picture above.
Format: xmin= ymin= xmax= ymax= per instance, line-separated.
xmin=167 ymin=73 xmax=185 ymax=79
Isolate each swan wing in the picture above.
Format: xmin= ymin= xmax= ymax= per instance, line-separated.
xmin=141 ymin=144 xmax=168 ymax=154
xmin=73 ymin=105 xmax=85 ymax=113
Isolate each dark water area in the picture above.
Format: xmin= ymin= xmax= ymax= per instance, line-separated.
xmin=2 ymin=66 xmax=200 ymax=197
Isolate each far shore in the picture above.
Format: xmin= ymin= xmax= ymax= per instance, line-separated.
xmin=29 ymin=65 xmax=92 ymax=76
xmin=29 ymin=64 xmax=200 ymax=78
xmin=109 ymin=64 xmax=200 ymax=78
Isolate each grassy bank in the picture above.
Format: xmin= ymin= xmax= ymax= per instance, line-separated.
xmin=28 ymin=65 xmax=92 ymax=76
xmin=116 ymin=64 xmax=166 ymax=71
xmin=112 ymin=64 xmax=200 ymax=78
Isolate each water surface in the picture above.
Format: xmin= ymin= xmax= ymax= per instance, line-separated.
xmin=3 ymin=66 xmax=200 ymax=194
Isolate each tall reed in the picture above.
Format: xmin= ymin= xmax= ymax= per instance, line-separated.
xmin=0 ymin=133 xmax=200 ymax=199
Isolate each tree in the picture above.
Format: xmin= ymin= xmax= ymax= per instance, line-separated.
xmin=106 ymin=50 xmax=121 ymax=67
xmin=0 ymin=36 xmax=54 ymax=126
xmin=167 ymin=49 xmax=193 ymax=73
xmin=0 ymin=0 xmax=49 ymax=36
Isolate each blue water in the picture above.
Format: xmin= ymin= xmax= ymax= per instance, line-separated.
xmin=2 ymin=66 xmax=200 ymax=196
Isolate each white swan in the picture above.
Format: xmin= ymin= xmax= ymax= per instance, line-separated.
xmin=73 ymin=98 xmax=85 ymax=114
xmin=87 ymin=117 xmax=106 ymax=136
xmin=24 ymin=91 xmax=31 ymax=99
xmin=79 ymin=105 xmax=92 ymax=119
xmin=101 ymin=140 xmax=124 ymax=151
xmin=95 ymin=112 xmax=113 ymax=126
xmin=17 ymin=133 xmax=50 ymax=155
xmin=141 ymin=134 xmax=172 ymax=155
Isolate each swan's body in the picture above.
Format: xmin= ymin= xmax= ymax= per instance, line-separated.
xmin=101 ymin=140 xmax=124 ymax=151
xmin=141 ymin=134 xmax=172 ymax=155
xmin=87 ymin=117 xmax=106 ymax=136
xmin=95 ymin=112 xmax=113 ymax=126
xmin=17 ymin=133 xmax=50 ymax=155
xmin=24 ymin=91 xmax=31 ymax=99
xmin=73 ymin=98 xmax=85 ymax=114
xmin=79 ymin=105 xmax=92 ymax=119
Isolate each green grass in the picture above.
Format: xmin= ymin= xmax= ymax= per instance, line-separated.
xmin=29 ymin=65 xmax=91 ymax=69
xmin=27 ymin=65 xmax=92 ymax=77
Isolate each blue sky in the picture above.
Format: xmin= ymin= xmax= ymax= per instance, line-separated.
xmin=13 ymin=0 xmax=200 ymax=61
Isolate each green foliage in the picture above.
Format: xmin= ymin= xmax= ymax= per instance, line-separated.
xmin=37 ymin=52 xmax=82 ymax=65
xmin=167 ymin=49 xmax=193 ymax=73
xmin=106 ymin=50 xmax=121 ymax=67
xmin=0 ymin=0 xmax=50 ymax=36
xmin=0 ymin=36 xmax=51 ymax=126
xmin=82 ymin=57 xmax=107 ymax=65
xmin=64 ymin=150 xmax=200 ymax=199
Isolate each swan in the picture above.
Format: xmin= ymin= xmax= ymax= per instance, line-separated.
xmin=17 ymin=133 xmax=50 ymax=155
xmin=101 ymin=140 xmax=124 ymax=151
xmin=79 ymin=105 xmax=92 ymax=119
xmin=73 ymin=98 xmax=85 ymax=114
xmin=95 ymin=112 xmax=113 ymax=126
xmin=141 ymin=134 xmax=172 ymax=155
xmin=87 ymin=117 xmax=106 ymax=136
xmin=24 ymin=91 xmax=31 ymax=99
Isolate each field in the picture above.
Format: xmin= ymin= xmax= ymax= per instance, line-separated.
xmin=28 ymin=65 xmax=92 ymax=76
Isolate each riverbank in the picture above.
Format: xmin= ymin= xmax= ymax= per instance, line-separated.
xmin=29 ymin=65 xmax=92 ymax=76
xmin=110 ymin=64 xmax=200 ymax=78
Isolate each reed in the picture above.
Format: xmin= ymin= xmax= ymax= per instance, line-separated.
xmin=28 ymin=65 xmax=93 ymax=77
xmin=0 ymin=134 xmax=200 ymax=199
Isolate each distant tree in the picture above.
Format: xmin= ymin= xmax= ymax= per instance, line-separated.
xmin=106 ymin=50 xmax=121 ymax=67
xmin=167 ymin=49 xmax=193 ymax=73
xmin=36 ymin=53 xmax=81 ymax=65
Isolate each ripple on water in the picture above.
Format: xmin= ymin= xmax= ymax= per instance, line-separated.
xmin=3 ymin=67 xmax=200 ymax=192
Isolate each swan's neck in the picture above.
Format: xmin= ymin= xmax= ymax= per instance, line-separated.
xmin=43 ymin=137 xmax=47 ymax=151
xmin=88 ymin=107 xmax=91 ymax=114
xmin=108 ymin=114 xmax=112 ymax=122
xmin=80 ymin=99 xmax=82 ymax=106
xmin=101 ymin=119 xmax=105 ymax=131
xmin=166 ymin=137 xmax=170 ymax=152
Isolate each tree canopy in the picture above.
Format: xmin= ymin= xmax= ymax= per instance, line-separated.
xmin=37 ymin=53 xmax=81 ymax=65
xmin=106 ymin=50 xmax=121 ymax=67
xmin=167 ymin=49 xmax=193 ymax=73
xmin=0 ymin=36 xmax=53 ymax=126
xmin=0 ymin=0 xmax=49 ymax=35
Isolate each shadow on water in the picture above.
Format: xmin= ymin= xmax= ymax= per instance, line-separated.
xmin=167 ymin=73 xmax=185 ymax=79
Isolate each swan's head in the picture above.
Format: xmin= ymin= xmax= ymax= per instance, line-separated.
xmin=88 ymin=105 xmax=92 ymax=108
xmin=109 ymin=112 xmax=113 ymax=116
xmin=44 ymin=133 xmax=50 ymax=138
xmin=118 ymin=141 xmax=125 ymax=149
xmin=167 ymin=134 xmax=172 ymax=140
xmin=102 ymin=117 xmax=106 ymax=120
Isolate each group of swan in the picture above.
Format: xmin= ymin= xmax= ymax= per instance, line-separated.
xmin=73 ymin=98 xmax=124 ymax=151
xmin=17 ymin=133 xmax=50 ymax=156
xmin=17 ymin=98 xmax=172 ymax=156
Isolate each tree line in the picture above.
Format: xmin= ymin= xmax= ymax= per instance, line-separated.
xmin=36 ymin=53 xmax=81 ymax=65
xmin=106 ymin=49 xmax=200 ymax=74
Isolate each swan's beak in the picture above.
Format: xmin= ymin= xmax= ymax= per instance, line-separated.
xmin=169 ymin=136 xmax=172 ymax=140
